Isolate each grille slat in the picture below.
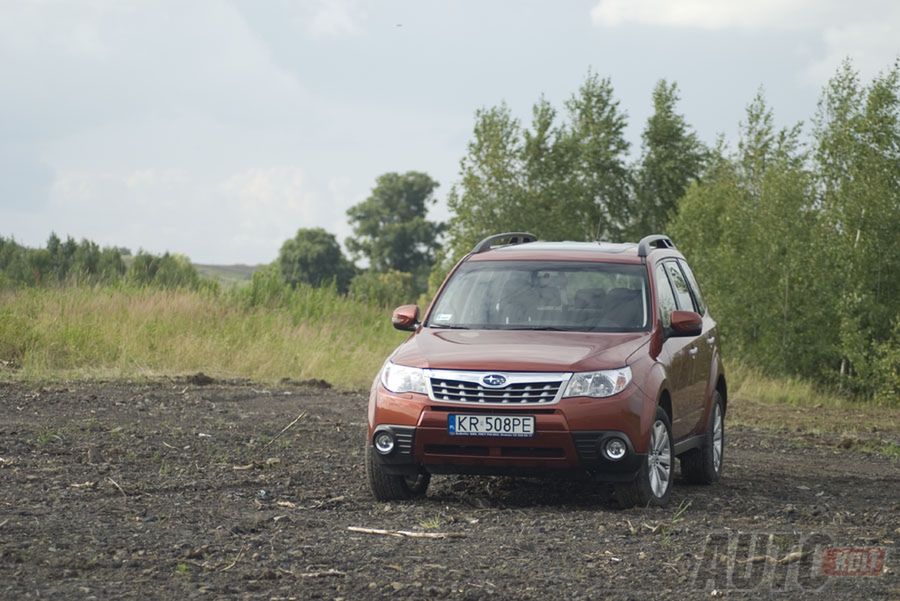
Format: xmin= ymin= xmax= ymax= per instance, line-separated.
xmin=430 ymin=378 xmax=562 ymax=404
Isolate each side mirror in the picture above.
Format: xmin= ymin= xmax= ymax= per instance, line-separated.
xmin=391 ymin=304 xmax=420 ymax=332
xmin=669 ymin=310 xmax=702 ymax=337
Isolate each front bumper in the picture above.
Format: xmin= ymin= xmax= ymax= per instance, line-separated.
xmin=369 ymin=386 xmax=649 ymax=481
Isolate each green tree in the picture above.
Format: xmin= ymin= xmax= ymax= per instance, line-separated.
xmin=278 ymin=228 xmax=355 ymax=292
xmin=346 ymin=172 xmax=443 ymax=291
xmin=0 ymin=237 xmax=30 ymax=287
xmin=814 ymin=60 xmax=900 ymax=396
xmin=444 ymin=103 xmax=528 ymax=261
xmin=633 ymin=80 xmax=706 ymax=235
xmin=561 ymin=71 xmax=632 ymax=241
xmin=97 ymin=247 xmax=126 ymax=281
xmin=128 ymin=251 xmax=203 ymax=289
xmin=671 ymin=94 xmax=829 ymax=378
xmin=443 ymin=70 xmax=634 ymax=270
xmin=71 ymin=239 xmax=102 ymax=280
xmin=348 ymin=270 xmax=416 ymax=308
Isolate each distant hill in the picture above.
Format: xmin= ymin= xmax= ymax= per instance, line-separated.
xmin=193 ymin=263 xmax=262 ymax=287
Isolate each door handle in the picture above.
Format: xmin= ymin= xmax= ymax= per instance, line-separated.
xmin=688 ymin=347 xmax=699 ymax=357
xmin=707 ymin=336 xmax=716 ymax=345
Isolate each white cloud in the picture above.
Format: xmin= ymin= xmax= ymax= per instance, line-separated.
xmin=221 ymin=167 xmax=308 ymax=212
xmin=591 ymin=0 xmax=900 ymax=81
xmin=305 ymin=0 xmax=363 ymax=38
xmin=590 ymin=0 xmax=814 ymax=30
xmin=808 ymin=21 xmax=900 ymax=83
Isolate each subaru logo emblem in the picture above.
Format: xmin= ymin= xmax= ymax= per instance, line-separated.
xmin=482 ymin=373 xmax=507 ymax=387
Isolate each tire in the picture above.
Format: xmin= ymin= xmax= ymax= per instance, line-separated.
xmin=365 ymin=445 xmax=430 ymax=501
xmin=680 ymin=391 xmax=725 ymax=485
xmin=614 ymin=407 xmax=674 ymax=508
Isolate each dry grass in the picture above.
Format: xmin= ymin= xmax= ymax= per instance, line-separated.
xmin=0 ymin=284 xmax=408 ymax=389
xmin=726 ymin=360 xmax=900 ymax=457
xmin=726 ymin=360 xmax=856 ymax=407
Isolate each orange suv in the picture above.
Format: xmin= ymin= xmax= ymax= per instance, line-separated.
xmin=366 ymin=233 xmax=726 ymax=507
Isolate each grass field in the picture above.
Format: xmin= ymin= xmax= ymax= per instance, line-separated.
xmin=0 ymin=277 xmax=407 ymax=388
xmin=1 ymin=279 xmax=896 ymax=440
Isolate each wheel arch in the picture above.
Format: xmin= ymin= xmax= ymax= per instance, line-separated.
xmin=658 ymin=389 xmax=673 ymax=422
xmin=716 ymin=374 xmax=727 ymax=415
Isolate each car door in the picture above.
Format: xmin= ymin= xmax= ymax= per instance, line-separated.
xmin=678 ymin=259 xmax=716 ymax=429
xmin=663 ymin=260 xmax=707 ymax=436
xmin=654 ymin=262 xmax=695 ymax=440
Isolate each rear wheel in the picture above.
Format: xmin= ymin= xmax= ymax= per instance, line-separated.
xmin=365 ymin=445 xmax=430 ymax=501
xmin=681 ymin=391 xmax=725 ymax=484
xmin=614 ymin=407 xmax=674 ymax=508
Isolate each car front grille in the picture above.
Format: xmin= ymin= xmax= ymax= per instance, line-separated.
xmin=429 ymin=378 xmax=563 ymax=404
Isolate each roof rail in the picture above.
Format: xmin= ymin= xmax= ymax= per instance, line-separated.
xmin=472 ymin=232 xmax=537 ymax=254
xmin=637 ymin=234 xmax=676 ymax=258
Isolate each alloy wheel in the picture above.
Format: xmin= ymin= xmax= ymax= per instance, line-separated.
xmin=712 ymin=404 xmax=723 ymax=473
xmin=648 ymin=419 xmax=672 ymax=498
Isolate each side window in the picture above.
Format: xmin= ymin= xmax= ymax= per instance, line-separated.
xmin=665 ymin=261 xmax=696 ymax=312
xmin=677 ymin=259 xmax=706 ymax=315
xmin=654 ymin=264 xmax=677 ymax=328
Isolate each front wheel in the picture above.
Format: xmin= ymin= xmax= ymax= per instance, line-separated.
xmin=365 ymin=445 xmax=430 ymax=501
xmin=614 ymin=407 xmax=674 ymax=508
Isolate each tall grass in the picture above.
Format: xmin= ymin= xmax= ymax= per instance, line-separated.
xmin=0 ymin=271 xmax=408 ymax=389
xmin=725 ymin=360 xmax=859 ymax=407
xmin=1 ymin=272 xmax=893 ymax=407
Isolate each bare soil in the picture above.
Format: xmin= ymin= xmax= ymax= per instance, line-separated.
xmin=0 ymin=379 xmax=896 ymax=600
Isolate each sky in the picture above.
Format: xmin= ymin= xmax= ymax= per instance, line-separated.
xmin=1 ymin=0 xmax=898 ymax=265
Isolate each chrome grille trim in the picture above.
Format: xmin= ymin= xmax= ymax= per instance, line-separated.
xmin=425 ymin=369 xmax=572 ymax=405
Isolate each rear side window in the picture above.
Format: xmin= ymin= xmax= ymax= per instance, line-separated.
xmin=677 ymin=259 xmax=707 ymax=315
xmin=664 ymin=261 xmax=696 ymax=312
xmin=654 ymin=264 xmax=678 ymax=328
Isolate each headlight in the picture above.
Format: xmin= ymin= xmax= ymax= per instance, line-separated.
xmin=380 ymin=362 xmax=427 ymax=394
xmin=563 ymin=367 xmax=632 ymax=398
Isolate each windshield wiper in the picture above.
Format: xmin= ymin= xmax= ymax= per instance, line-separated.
xmin=428 ymin=324 xmax=470 ymax=330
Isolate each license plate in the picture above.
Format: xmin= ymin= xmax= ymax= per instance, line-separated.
xmin=448 ymin=414 xmax=535 ymax=437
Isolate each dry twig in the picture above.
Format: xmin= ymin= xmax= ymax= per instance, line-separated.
xmin=298 ymin=568 xmax=346 ymax=578
xmin=220 ymin=545 xmax=248 ymax=572
xmin=347 ymin=526 xmax=465 ymax=539
xmin=262 ymin=412 xmax=307 ymax=450
xmin=107 ymin=477 xmax=127 ymax=499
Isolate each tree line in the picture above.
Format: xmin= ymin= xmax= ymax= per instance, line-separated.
xmin=0 ymin=234 xmax=206 ymax=290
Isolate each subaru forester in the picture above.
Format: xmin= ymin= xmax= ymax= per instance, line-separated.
xmin=365 ymin=233 xmax=726 ymax=508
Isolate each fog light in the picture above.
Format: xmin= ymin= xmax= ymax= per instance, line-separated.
xmin=374 ymin=431 xmax=395 ymax=455
xmin=605 ymin=438 xmax=627 ymax=460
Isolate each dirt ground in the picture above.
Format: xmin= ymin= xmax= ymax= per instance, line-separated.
xmin=0 ymin=379 xmax=896 ymax=600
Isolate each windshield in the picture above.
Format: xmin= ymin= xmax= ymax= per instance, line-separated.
xmin=426 ymin=260 xmax=650 ymax=332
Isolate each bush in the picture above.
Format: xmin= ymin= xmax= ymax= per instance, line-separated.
xmin=349 ymin=270 xmax=416 ymax=308
xmin=872 ymin=320 xmax=900 ymax=405
xmin=127 ymin=252 xmax=209 ymax=290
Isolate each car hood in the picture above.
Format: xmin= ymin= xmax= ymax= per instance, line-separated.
xmin=390 ymin=328 xmax=650 ymax=373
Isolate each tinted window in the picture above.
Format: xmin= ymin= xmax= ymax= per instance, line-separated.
xmin=677 ymin=259 xmax=706 ymax=315
xmin=427 ymin=261 xmax=650 ymax=332
xmin=654 ymin=264 xmax=678 ymax=328
xmin=665 ymin=261 xmax=696 ymax=312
